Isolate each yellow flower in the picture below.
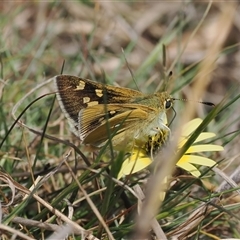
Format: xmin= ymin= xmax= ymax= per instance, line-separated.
xmin=117 ymin=148 xmax=152 ymax=179
xmin=176 ymin=118 xmax=223 ymax=177
xmin=117 ymin=118 xmax=224 ymax=179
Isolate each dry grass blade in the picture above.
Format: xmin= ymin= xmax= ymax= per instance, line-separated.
xmin=132 ymin=132 xmax=180 ymax=239
xmin=0 ymin=223 xmax=35 ymax=240
xmin=0 ymin=169 xmax=97 ymax=238
xmin=214 ymin=166 xmax=240 ymax=195
xmin=63 ymin=156 xmax=114 ymax=240
xmin=0 ymin=171 xmax=16 ymax=207
xmin=11 ymin=216 xmax=67 ymax=232
xmin=168 ymin=164 xmax=240 ymax=239
xmin=133 ymin=185 xmax=167 ymax=240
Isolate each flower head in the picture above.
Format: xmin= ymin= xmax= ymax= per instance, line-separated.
xmin=118 ymin=118 xmax=224 ymax=179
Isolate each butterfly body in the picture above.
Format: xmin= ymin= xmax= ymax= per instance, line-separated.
xmin=54 ymin=75 xmax=173 ymax=153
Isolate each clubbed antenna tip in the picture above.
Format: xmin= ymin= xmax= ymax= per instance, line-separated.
xmin=173 ymin=98 xmax=215 ymax=107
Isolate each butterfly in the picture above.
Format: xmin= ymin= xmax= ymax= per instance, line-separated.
xmin=54 ymin=75 xmax=174 ymax=155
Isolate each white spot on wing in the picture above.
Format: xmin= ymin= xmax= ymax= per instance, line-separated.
xmin=83 ymin=97 xmax=90 ymax=103
xmin=76 ymin=80 xmax=85 ymax=90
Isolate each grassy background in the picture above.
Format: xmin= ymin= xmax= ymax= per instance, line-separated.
xmin=0 ymin=1 xmax=240 ymax=239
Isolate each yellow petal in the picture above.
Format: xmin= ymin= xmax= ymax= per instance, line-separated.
xmin=178 ymin=132 xmax=216 ymax=148
xmin=117 ymin=151 xmax=152 ymax=179
xmin=186 ymin=144 xmax=224 ymax=154
xmin=177 ymin=155 xmax=216 ymax=167
xmin=194 ymin=132 xmax=216 ymax=143
xmin=181 ymin=118 xmax=202 ymax=137
xmin=176 ymin=160 xmax=201 ymax=177
xmin=178 ymin=118 xmax=203 ymax=148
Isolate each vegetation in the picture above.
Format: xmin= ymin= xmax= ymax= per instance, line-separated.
xmin=0 ymin=1 xmax=240 ymax=239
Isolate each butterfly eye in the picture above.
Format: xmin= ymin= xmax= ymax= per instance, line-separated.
xmin=164 ymin=99 xmax=172 ymax=109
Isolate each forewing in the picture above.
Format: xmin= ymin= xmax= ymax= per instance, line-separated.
xmin=54 ymin=75 xmax=143 ymax=137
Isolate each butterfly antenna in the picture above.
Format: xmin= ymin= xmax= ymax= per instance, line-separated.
xmin=121 ymin=48 xmax=140 ymax=91
xmin=172 ymin=98 xmax=215 ymax=107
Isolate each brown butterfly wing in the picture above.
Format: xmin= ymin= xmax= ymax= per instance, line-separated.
xmin=54 ymin=75 xmax=144 ymax=138
xmin=80 ymin=104 xmax=157 ymax=148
